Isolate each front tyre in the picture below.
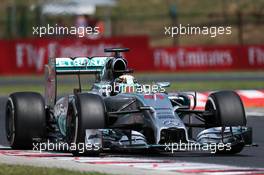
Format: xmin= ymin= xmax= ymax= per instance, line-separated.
xmin=205 ymin=90 xmax=246 ymax=127
xmin=66 ymin=93 xmax=106 ymax=156
xmin=5 ymin=92 xmax=46 ymax=149
xmin=205 ymin=90 xmax=246 ymax=154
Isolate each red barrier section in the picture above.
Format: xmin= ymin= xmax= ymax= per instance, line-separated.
xmin=0 ymin=36 xmax=153 ymax=74
xmin=153 ymin=45 xmax=264 ymax=71
xmin=0 ymin=36 xmax=264 ymax=74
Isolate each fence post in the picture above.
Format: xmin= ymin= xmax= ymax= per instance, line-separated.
xmin=237 ymin=10 xmax=243 ymax=45
xmin=111 ymin=16 xmax=116 ymax=37
xmin=6 ymin=6 xmax=12 ymax=38
xmin=19 ymin=6 xmax=28 ymax=38
xmin=35 ymin=5 xmax=43 ymax=27
xmin=169 ymin=4 xmax=178 ymax=46
xmin=6 ymin=6 xmax=16 ymax=38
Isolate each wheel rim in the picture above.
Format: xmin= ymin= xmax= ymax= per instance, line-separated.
xmin=66 ymin=103 xmax=78 ymax=144
xmin=205 ymin=97 xmax=216 ymax=110
xmin=6 ymin=99 xmax=15 ymax=146
xmin=205 ymin=97 xmax=218 ymax=127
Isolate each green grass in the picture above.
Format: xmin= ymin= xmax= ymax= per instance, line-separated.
xmin=0 ymin=164 xmax=108 ymax=175
xmin=1 ymin=71 xmax=264 ymax=81
xmin=0 ymin=81 xmax=263 ymax=95
xmin=0 ymin=72 xmax=263 ymax=95
xmin=0 ymin=84 xmax=77 ymax=95
xmin=136 ymin=71 xmax=264 ymax=76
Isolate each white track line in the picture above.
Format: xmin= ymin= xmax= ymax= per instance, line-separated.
xmin=1 ymin=150 xmax=264 ymax=174
xmin=71 ymin=157 xmax=264 ymax=173
xmin=246 ymin=112 xmax=264 ymax=117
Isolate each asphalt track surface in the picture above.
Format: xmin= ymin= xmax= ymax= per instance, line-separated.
xmin=0 ymin=96 xmax=264 ymax=172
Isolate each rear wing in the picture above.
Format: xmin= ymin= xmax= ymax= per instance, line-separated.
xmin=54 ymin=57 xmax=110 ymax=75
xmin=44 ymin=48 xmax=130 ymax=107
xmin=44 ymin=57 xmax=110 ymax=107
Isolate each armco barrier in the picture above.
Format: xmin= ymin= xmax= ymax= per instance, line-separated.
xmin=0 ymin=36 xmax=264 ymax=74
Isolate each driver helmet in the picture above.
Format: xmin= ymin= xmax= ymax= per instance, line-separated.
xmin=115 ymin=75 xmax=136 ymax=84
xmin=114 ymin=74 xmax=137 ymax=93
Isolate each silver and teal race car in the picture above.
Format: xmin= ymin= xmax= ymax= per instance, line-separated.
xmin=5 ymin=48 xmax=252 ymax=155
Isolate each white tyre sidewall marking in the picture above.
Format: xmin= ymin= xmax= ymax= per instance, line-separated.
xmin=7 ymin=97 xmax=15 ymax=146
xmin=207 ymin=96 xmax=216 ymax=110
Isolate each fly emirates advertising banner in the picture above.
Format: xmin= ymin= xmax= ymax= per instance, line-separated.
xmin=0 ymin=36 xmax=263 ymax=74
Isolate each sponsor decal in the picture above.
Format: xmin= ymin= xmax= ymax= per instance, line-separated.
xmin=55 ymin=57 xmax=108 ymax=67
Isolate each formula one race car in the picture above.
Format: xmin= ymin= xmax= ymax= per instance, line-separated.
xmin=5 ymin=48 xmax=252 ymax=155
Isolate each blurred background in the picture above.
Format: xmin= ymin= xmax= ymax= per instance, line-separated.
xmin=1 ymin=0 xmax=264 ymax=46
xmin=0 ymin=0 xmax=263 ymax=98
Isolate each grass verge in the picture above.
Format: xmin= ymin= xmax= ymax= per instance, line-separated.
xmin=0 ymin=164 xmax=108 ymax=175
xmin=0 ymin=80 xmax=263 ymax=95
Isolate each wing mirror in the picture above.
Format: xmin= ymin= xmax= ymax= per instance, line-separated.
xmin=156 ymin=82 xmax=170 ymax=88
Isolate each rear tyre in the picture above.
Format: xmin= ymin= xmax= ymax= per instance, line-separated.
xmin=66 ymin=93 xmax=106 ymax=156
xmin=205 ymin=90 xmax=246 ymax=154
xmin=5 ymin=92 xmax=46 ymax=149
